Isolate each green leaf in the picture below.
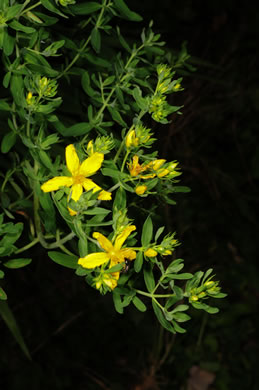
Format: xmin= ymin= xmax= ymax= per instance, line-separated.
xmin=132 ymin=296 xmax=147 ymax=312
xmin=78 ymin=237 xmax=88 ymax=257
xmin=113 ymin=187 xmax=126 ymax=210
xmin=81 ymin=72 xmax=98 ymax=97
xmin=168 ymin=273 xmax=193 ymax=280
xmin=172 ymin=320 xmax=186 ymax=333
xmin=48 ymin=251 xmax=78 ymax=269
xmin=91 ymin=27 xmax=101 ymax=53
xmin=0 ymin=300 xmax=31 ymax=359
xmin=141 ymin=215 xmax=153 ymax=246
xmin=1 ymin=131 xmax=16 ymax=153
xmin=152 ymin=300 xmax=175 ymax=333
xmin=134 ymin=251 xmax=143 ymax=273
xmin=113 ymin=0 xmax=143 ymax=21
xmin=26 ymin=11 xmax=44 ymax=24
xmin=171 ymin=304 xmax=189 ymax=313
xmin=54 ymin=120 xmax=93 ymax=137
xmin=85 ymin=53 xmax=111 ymax=68
xmin=132 ymin=86 xmax=148 ymax=111
xmin=116 ymin=26 xmax=131 ymax=52
xmin=143 ymin=263 xmax=155 ymax=292
xmin=0 ymin=270 xmax=4 ymax=279
xmin=40 ymin=0 xmax=68 ymax=18
xmin=26 ymin=63 xmax=59 ymax=77
xmin=172 ymin=186 xmax=191 ymax=193
xmin=113 ymin=292 xmax=124 ymax=314
xmin=102 ymin=168 xmax=121 ymax=180
xmin=173 ymin=312 xmax=191 ymax=323
xmin=3 ymin=71 xmax=11 ymax=88
xmin=0 ymin=287 xmax=7 ymax=300
xmin=10 ymin=74 xmax=24 ymax=106
xmin=5 ymin=4 xmax=23 ymax=20
xmin=3 ymin=29 xmax=15 ymax=56
xmin=165 ymin=294 xmax=180 ymax=310
xmin=191 ymin=301 xmax=219 ymax=314
xmin=154 ymin=226 xmax=165 ymax=242
xmin=166 ymin=258 xmax=184 ymax=274
xmin=107 ymin=106 xmax=127 ymax=127
xmin=4 ymin=258 xmax=32 ymax=269
xmin=9 ymin=20 xmax=35 ymax=33
xmin=70 ymin=2 xmax=102 ymax=15
xmin=84 ymin=207 xmax=111 ymax=216
xmin=0 ymin=100 xmax=11 ymax=111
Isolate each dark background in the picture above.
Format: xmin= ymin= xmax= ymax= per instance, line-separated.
xmin=1 ymin=1 xmax=259 ymax=389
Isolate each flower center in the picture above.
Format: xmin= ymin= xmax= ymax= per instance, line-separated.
xmin=73 ymin=175 xmax=85 ymax=185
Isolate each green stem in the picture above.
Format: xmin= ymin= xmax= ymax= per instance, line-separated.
xmin=92 ymin=42 xmax=145 ymax=128
xmin=20 ymin=1 xmax=41 ymax=16
xmin=58 ymin=36 xmax=91 ymax=79
xmin=120 ymin=150 xmax=129 ymax=172
xmin=57 ymin=0 xmax=108 ymax=79
xmin=135 ymin=289 xmax=175 ymax=299
xmin=14 ymin=237 xmax=40 ymax=254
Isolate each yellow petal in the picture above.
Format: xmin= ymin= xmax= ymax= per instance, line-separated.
xmin=79 ymin=152 xmax=104 ymax=177
xmin=41 ymin=176 xmax=73 ymax=192
xmin=68 ymin=207 xmax=77 ymax=216
xmin=70 ymin=183 xmax=83 ymax=201
xmin=66 ymin=144 xmax=80 ymax=176
xmin=98 ymin=189 xmax=112 ymax=201
xmin=120 ymin=248 xmax=136 ymax=260
xmin=82 ymin=178 xmax=101 ymax=193
xmin=151 ymin=159 xmax=166 ymax=171
xmin=114 ymin=225 xmax=136 ymax=250
xmin=103 ymin=271 xmax=120 ymax=290
xmin=78 ymin=252 xmax=110 ymax=268
xmin=157 ymin=169 xmax=169 ymax=178
xmin=93 ymin=232 xmax=114 ymax=252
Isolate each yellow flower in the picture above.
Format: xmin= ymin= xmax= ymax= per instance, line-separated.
xmin=96 ymin=272 xmax=120 ymax=290
xmin=41 ymin=144 xmax=111 ymax=215
xmin=128 ymin=156 xmax=155 ymax=179
xmin=144 ymin=248 xmax=158 ymax=257
xmin=135 ymin=185 xmax=147 ymax=195
xmin=125 ymin=130 xmax=139 ymax=148
xmin=149 ymin=159 xmax=166 ymax=171
xmin=26 ymin=92 xmax=34 ymax=105
xmin=78 ymin=225 xmax=137 ymax=270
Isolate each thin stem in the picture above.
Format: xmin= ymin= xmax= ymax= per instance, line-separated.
xmin=20 ymin=1 xmax=41 ymax=15
xmin=120 ymin=150 xmax=129 ymax=172
xmin=135 ymin=289 xmax=175 ymax=299
xmin=196 ymin=312 xmax=208 ymax=348
xmin=14 ymin=237 xmax=40 ymax=254
xmin=58 ymin=36 xmax=91 ymax=79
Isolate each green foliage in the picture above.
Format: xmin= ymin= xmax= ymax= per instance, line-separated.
xmin=0 ymin=0 xmax=226 ymax=354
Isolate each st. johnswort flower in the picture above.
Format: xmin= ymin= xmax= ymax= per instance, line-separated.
xmin=41 ymin=144 xmax=111 ymax=215
xmin=78 ymin=226 xmax=137 ymax=289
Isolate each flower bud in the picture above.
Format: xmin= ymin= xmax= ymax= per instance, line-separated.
xmin=135 ymin=185 xmax=147 ymax=195
xmin=144 ymin=248 xmax=158 ymax=257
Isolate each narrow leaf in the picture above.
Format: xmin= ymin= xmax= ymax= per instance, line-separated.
xmin=0 ymin=300 xmax=31 ymax=359
xmin=48 ymin=251 xmax=78 ymax=269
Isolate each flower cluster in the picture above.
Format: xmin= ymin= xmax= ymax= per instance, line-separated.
xmin=125 ymin=125 xmax=155 ymax=149
xmin=86 ymin=136 xmax=114 ymax=156
xmin=144 ymin=232 xmax=180 ymax=258
xmin=149 ymin=64 xmax=183 ymax=123
xmin=188 ymin=280 xmax=224 ymax=303
xmin=128 ymin=155 xmax=182 ymax=195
